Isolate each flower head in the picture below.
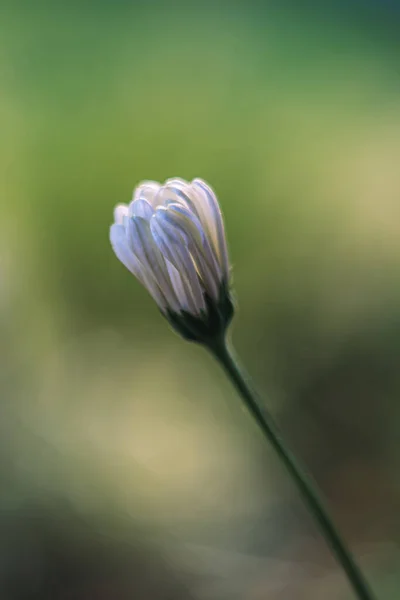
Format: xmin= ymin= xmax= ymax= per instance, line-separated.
xmin=110 ymin=177 xmax=234 ymax=343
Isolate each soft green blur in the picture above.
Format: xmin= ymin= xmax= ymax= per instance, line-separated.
xmin=1 ymin=2 xmax=399 ymax=598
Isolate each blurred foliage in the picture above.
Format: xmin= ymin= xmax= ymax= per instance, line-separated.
xmin=0 ymin=1 xmax=399 ymax=598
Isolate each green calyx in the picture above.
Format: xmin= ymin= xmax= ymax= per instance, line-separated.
xmin=165 ymin=280 xmax=234 ymax=346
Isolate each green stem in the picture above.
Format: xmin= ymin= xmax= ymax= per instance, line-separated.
xmin=209 ymin=337 xmax=375 ymax=600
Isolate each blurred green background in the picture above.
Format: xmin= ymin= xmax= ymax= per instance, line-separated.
xmin=1 ymin=1 xmax=400 ymax=598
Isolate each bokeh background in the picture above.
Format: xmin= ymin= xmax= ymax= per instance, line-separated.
xmin=1 ymin=1 xmax=400 ymax=598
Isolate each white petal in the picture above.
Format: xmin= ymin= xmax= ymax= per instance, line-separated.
xmin=154 ymin=180 xmax=195 ymax=211
xmin=150 ymin=210 xmax=206 ymax=314
xmin=110 ymin=224 xmax=142 ymax=279
xmin=110 ymin=224 xmax=169 ymax=311
xmin=154 ymin=185 xmax=179 ymax=208
xmin=192 ymin=179 xmax=230 ymax=280
xmin=165 ymin=177 xmax=190 ymax=187
xmin=165 ymin=260 xmax=194 ymax=314
xmin=139 ymin=270 xmax=169 ymax=311
xmin=163 ymin=203 xmax=221 ymax=300
xmin=129 ymin=198 xmax=154 ymax=220
xmin=157 ymin=181 xmax=201 ymax=219
xmin=128 ymin=217 xmax=180 ymax=312
xmin=163 ymin=203 xmax=204 ymax=245
xmin=187 ymin=244 xmax=219 ymax=301
xmin=133 ymin=181 xmax=161 ymax=207
xmin=114 ymin=204 xmax=129 ymax=225
xmin=167 ymin=187 xmax=200 ymax=216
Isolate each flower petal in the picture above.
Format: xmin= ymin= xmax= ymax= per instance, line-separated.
xmin=128 ymin=216 xmax=180 ymax=312
xmin=165 ymin=260 xmax=194 ymax=313
xmin=165 ymin=177 xmax=190 ymax=187
xmin=129 ymin=198 xmax=154 ymax=220
xmin=150 ymin=209 xmax=206 ymax=314
xmin=192 ymin=179 xmax=229 ymax=280
xmin=155 ymin=180 xmax=198 ymax=212
xmin=133 ymin=181 xmax=161 ymax=207
xmin=114 ymin=204 xmax=129 ymax=225
xmin=110 ymin=224 xmax=168 ymax=309
xmin=109 ymin=224 xmax=142 ymax=279
xmin=162 ymin=203 xmax=221 ymax=300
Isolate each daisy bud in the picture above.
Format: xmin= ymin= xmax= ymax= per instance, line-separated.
xmin=110 ymin=177 xmax=234 ymax=344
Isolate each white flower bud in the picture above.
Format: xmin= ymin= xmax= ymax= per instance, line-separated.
xmin=110 ymin=178 xmax=231 ymax=321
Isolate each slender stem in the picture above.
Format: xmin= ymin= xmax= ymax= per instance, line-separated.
xmin=209 ymin=338 xmax=375 ymax=600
